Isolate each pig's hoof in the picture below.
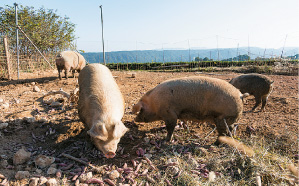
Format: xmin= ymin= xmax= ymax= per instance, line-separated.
xmin=213 ymin=140 xmax=221 ymax=146
xmin=161 ymin=139 xmax=173 ymax=145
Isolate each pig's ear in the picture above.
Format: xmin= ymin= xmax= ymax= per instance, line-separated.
xmin=113 ymin=121 xmax=129 ymax=138
xmin=132 ymin=102 xmax=142 ymax=114
xmin=87 ymin=123 xmax=108 ymax=141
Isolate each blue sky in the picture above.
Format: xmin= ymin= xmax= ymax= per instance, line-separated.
xmin=1 ymin=0 xmax=298 ymax=52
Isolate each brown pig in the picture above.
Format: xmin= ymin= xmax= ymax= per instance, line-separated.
xmin=229 ymin=73 xmax=274 ymax=111
xmin=78 ymin=64 xmax=128 ymax=158
xmin=55 ymin=51 xmax=86 ymax=80
xmin=132 ymin=76 xmax=245 ymax=143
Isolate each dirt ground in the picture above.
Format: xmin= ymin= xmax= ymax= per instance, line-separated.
xmin=0 ymin=69 xmax=298 ymax=185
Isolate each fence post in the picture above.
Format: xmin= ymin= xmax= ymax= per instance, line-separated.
xmin=3 ymin=36 xmax=11 ymax=80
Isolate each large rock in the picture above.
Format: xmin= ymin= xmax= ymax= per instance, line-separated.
xmin=0 ymin=159 xmax=8 ymax=168
xmin=0 ymin=123 xmax=8 ymax=129
xmin=23 ymin=117 xmax=36 ymax=123
xmin=79 ymin=172 xmax=93 ymax=182
xmin=29 ymin=177 xmax=39 ymax=186
xmin=47 ymin=167 xmax=57 ymax=175
xmin=0 ymin=102 xmax=9 ymax=109
xmin=34 ymin=155 xmax=55 ymax=168
xmin=33 ymin=86 xmax=40 ymax=92
xmin=13 ymin=147 xmax=31 ymax=165
xmin=108 ymin=170 xmax=120 ymax=180
xmin=46 ymin=178 xmax=57 ymax=186
xmin=15 ymin=171 xmax=30 ymax=179
xmin=39 ymin=176 xmax=48 ymax=185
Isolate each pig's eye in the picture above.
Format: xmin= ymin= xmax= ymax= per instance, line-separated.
xmin=140 ymin=108 xmax=144 ymax=113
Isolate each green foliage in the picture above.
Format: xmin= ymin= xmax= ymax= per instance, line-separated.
xmin=194 ymin=57 xmax=202 ymax=62
xmin=0 ymin=5 xmax=76 ymax=55
xmin=203 ymin=57 xmax=210 ymax=61
xmin=222 ymin=54 xmax=250 ymax=61
xmin=105 ymin=60 xmax=279 ymax=71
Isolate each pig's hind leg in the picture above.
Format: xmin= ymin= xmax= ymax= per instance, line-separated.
xmin=58 ymin=68 xmax=62 ymax=80
xmin=72 ymin=70 xmax=76 ymax=78
xmin=64 ymin=69 xmax=68 ymax=79
xmin=252 ymin=95 xmax=262 ymax=111
xmin=214 ymin=118 xmax=234 ymax=145
xmin=260 ymin=94 xmax=269 ymax=112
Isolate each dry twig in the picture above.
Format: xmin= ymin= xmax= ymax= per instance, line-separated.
xmin=61 ymin=153 xmax=104 ymax=173
xmin=43 ymin=89 xmax=70 ymax=99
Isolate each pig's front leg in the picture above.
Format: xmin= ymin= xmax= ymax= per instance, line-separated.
xmin=160 ymin=109 xmax=178 ymax=142
xmin=165 ymin=119 xmax=177 ymax=141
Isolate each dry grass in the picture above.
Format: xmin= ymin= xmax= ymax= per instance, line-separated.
xmin=138 ymin=135 xmax=298 ymax=186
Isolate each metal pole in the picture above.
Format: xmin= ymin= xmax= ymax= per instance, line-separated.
xmin=281 ymin=35 xmax=287 ymax=58
xmin=14 ymin=3 xmax=19 ymax=79
xmin=188 ymin=40 xmax=191 ymax=62
xmin=99 ymin=5 xmax=105 ymax=65
xmin=216 ymin=35 xmax=219 ymax=61
xmin=236 ymin=43 xmax=239 ymax=62
xmin=162 ymin=43 xmax=164 ymax=64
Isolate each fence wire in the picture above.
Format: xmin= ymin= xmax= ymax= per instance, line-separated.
xmin=0 ymin=36 xmax=56 ymax=80
xmin=0 ymin=35 xmax=298 ymax=80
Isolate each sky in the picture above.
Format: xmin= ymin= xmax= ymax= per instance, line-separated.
xmin=1 ymin=0 xmax=299 ymax=52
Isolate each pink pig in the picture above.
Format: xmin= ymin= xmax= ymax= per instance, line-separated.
xmin=78 ymin=64 xmax=128 ymax=158
xmin=133 ymin=76 xmax=246 ymax=144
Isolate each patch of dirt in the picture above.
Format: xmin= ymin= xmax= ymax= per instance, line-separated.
xmin=0 ymin=70 xmax=297 ymax=184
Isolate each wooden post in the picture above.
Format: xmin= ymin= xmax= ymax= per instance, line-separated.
xmin=3 ymin=36 xmax=11 ymax=80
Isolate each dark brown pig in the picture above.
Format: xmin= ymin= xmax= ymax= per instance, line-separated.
xmin=55 ymin=51 xmax=86 ymax=79
xmin=132 ymin=76 xmax=246 ymax=143
xmin=78 ymin=64 xmax=128 ymax=158
xmin=229 ymin=73 xmax=274 ymax=111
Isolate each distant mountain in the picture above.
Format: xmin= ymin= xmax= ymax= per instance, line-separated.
xmin=81 ymin=47 xmax=299 ymax=64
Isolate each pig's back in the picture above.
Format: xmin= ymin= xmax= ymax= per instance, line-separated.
xmin=149 ymin=76 xmax=243 ymax=120
xmin=230 ymin=74 xmax=272 ymax=95
xmin=78 ymin=64 xmax=124 ymax=126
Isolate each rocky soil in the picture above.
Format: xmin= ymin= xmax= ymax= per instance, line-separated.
xmin=0 ymin=70 xmax=297 ymax=185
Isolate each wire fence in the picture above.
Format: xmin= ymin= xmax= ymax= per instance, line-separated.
xmin=0 ymin=35 xmax=298 ymax=80
xmin=0 ymin=35 xmax=56 ymax=80
xmin=105 ymin=60 xmax=299 ymax=75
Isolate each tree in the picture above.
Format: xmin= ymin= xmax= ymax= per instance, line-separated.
xmin=237 ymin=54 xmax=250 ymax=61
xmin=203 ymin=57 xmax=210 ymax=61
xmin=195 ymin=57 xmax=203 ymax=62
xmin=0 ymin=5 xmax=76 ymax=56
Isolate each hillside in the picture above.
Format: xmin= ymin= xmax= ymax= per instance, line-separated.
xmin=82 ymin=47 xmax=299 ymax=64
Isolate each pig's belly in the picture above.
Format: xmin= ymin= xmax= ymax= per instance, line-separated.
xmin=178 ymin=109 xmax=215 ymax=122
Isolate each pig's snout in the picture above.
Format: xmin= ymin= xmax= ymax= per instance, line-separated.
xmin=105 ymin=152 xmax=116 ymax=159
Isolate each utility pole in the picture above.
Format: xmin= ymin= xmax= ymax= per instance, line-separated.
xmin=99 ymin=5 xmax=105 ymax=65
xmin=263 ymin=48 xmax=266 ymax=60
xmin=248 ymin=35 xmax=250 ymax=61
xmin=14 ymin=3 xmax=20 ymax=79
xmin=281 ymin=35 xmax=287 ymax=58
xmin=107 ymin=40 xmax=109 ymax=63
xmin=136 ymin=41 xmax=138 ymax=63
xmin=216 ymin=35 xmax=219 ymax=61
xmin=188 ymin=40 xmax=191 ymax=62
xmin=162 ymin=44 xmax=164 ymax=64
xmin=236 ymin=43 xmax=239 ymax=62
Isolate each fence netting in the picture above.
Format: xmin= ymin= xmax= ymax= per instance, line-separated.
xmin=0 ymin=35 xmax=298 ymax=80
